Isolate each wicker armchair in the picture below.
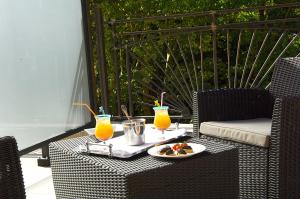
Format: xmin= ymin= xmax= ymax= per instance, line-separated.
xmin=193 ymin=57 xmax=300 ymax=199
xmin=0 ymin=136 xmax=26 ymax=199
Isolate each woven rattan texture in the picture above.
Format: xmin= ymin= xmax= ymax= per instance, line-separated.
xmin=279 ymin=97 xmax=300 ymax=198
xmin=192 ymin=91 xmax=199 ymax=137
xmin=269 ymin=97 xmax=300 ymax=199
xmin=270 ymin=57 xmax=300 ymax=98
xmin=202 ymin=135 xmax=268 ymax=199
xmin=192 ymin=89 xmax=273 ymax=198
xmin=268 ymin=57 xmax=300 ymax=198
xmin=196 ymin=89 xmax=273 ymax=124
xmin=0 ymin=136 xmax=26 ymax=199
xmin=50 ymin=136 xmax=239 ymax=199
xmin=268 ymin=99 xmax=282 ymax=199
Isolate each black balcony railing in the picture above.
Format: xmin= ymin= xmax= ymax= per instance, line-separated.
xmin=94 ymin=3 xmax=300 ymax=120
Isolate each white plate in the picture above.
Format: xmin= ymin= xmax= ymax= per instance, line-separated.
xmin=147 ymin=143 xmax=206 ymax=159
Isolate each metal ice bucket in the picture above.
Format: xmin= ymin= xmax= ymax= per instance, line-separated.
xmin=122 ymin=119 xmax=146 ymax=146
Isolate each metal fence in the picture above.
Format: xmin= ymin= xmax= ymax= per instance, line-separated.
xmin=95 ymin=3 xmax=300 ymax=120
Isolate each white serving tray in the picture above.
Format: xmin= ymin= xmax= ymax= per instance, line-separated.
xmin=75 ymin=127 xmax=187 ymax=158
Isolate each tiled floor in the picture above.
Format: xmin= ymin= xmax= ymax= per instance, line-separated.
xmin=21 ymin=157 xmax=56 ymax=199
xmin=26 ymin=176 xmax=56 ymax=199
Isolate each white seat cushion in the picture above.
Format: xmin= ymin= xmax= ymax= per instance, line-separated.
xmin=200 ymin=118 xmax=272 ymax=148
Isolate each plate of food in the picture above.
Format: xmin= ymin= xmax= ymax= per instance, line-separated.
xmin=147 ymin=142 xmax=206 ymax=159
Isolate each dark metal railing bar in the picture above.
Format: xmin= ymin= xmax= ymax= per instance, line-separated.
xmin=109 ymin=12 xmax=213 ymax=25
xmin=176 ymin=38 xmax=195 ymax=91
xmin=141 ymin=45 xmax=191 ymax=107
xmin=212 ymin=13 xmax=218 ymax=89
xmin=199 ymin=33 xmax=204 ymax=91
xmin=114 ymin=26 xmax=299 ymax=50
xmin=129 ymin=50 xmax=188 ymax=108
xmin=116 ymin=28 xmax=298 ymax=46
xmin=118 ymin=17 xmax=300 ymax=37
xmin=245 ymin=31 xmax=270 ymax=88
xmin=227 ymin=30 xmax=231 ymax=88
xmin=219 ymin=17 xmax=300 ymax=30
xmin=219 ymin=27 xmax=298 ymax=32
xmin=188 ymin=35 xmax=199 ymax=91
xmin=256 ymin=33 xmax=299 ymax=87
xmin=120 ymin=25 xmax=212 ymax=37
xmin=240 ymin=30 xmax=256 ymax=88
xmin=149 ymin=40 xmax=193 ymax=105
xmin=82 ymin=2 xmax=98 ymax=118
xmin=111 ymin=23 xmax=122 ymax=116
xmin=250 ymin=31 xmax=287 ymax=88
xmin=108 ymin=3 xmax=300 ymax=24
xmin=95 ymin=8 xmax=109 ymax=112
xmin=234 ymin=30 xmax=242 ymax=88
xmin=165 ymin=41 xmax=194 ymax=101
xmin=125 ymin=46 xmax=133 ymax=116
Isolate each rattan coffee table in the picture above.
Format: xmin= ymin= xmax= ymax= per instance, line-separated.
xmin=49 ymin=136 xmax=239 ymax=199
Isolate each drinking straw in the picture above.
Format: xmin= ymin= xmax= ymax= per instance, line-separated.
xmin=73 ymin=103 xmax=97 ymax=117
xmin=161 ymin=92 xmax=166 ymax=106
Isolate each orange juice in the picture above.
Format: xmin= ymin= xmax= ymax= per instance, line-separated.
xmin=95 ymin=115 xmax=113 ymax=141
xmin=153 ymin=106 xmax=171 ymax=130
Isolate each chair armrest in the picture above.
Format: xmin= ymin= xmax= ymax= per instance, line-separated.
xmin=268 ymin=97 xmax=300 ymax=198
xmin=0 ymin=136 xmax=26 ymax=199
xmin=192 ymin=88 xmax=274 ymax=137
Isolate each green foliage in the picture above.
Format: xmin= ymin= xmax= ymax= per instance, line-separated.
xmin=87 ymin=0 xmax=300 ymax=117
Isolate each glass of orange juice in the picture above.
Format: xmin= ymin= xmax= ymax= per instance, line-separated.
xmin=153 ymin=106 xmax=171 ymax=138
xmin=94 ymin=115 xmax=114 ymax=143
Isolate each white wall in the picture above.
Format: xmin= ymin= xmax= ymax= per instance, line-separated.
xmin=0 ymin=0 xmax=91 ymax=150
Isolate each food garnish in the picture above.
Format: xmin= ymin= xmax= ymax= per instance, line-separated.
xmin=177 ymin=149 xmax=187 ymax=155
xmin=165 ymin=149 xmax=175 ymax=156
xmin=182 ymin=145 xmax=193 ymax=153
xmin=159 ymin=143 xmax=193 ymax=156
xmin=159 ymin=146 xmax=171 ymax=155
